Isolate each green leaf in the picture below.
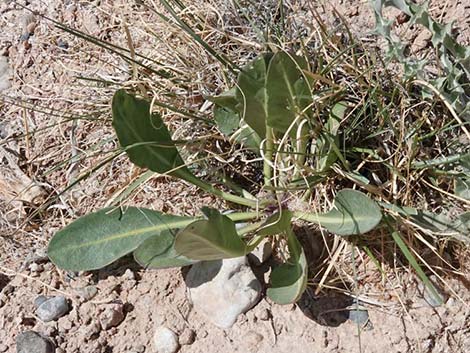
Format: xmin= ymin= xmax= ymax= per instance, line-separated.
xmin=133 ymin=230 xmax=197 ymax=269
xmin=175 ymin=208 xmax=248 ymax=260
xmin=211 ymin=87 xmax=261 ymax=152
xmin=300 ymin=189 xmax=382 ymax=235
xmin=208 ymin=87 xmax=239 ymax=111
xmin=214 ymin=106 xmax=240 ymax=135
xmin=234 ymin=123 xmax=262 ymax=152
xmin=267 ymin=231 xmax=308 ymax=304
xmin=48 ymin=207 xmax=195 ymax=271
xmin=258 ymin=210 xmax=293 ymax=236
xmin=112 ymin=90 xmax=194 ymax=181
xmin=266 ymin=52 xmax=310 ymax=134
xmin=236 ymin=54 xmax=273 ymax=138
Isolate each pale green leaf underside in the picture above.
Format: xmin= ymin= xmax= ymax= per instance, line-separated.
xmin=175 ymin=208 xmax=248 ymax=260
xmin=304 ymin=189 xmax=382 ymax=235
xmin=48 ymin=207 xmax=195 ymax=271
xmin=133 ymin=231 xmax=197 ymax=269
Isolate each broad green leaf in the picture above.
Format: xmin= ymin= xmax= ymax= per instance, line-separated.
xmin=112 ymin=90 xmax=194 ymax=181
xmin=207 ymin=87 xmax=239 ymax=111
xmin=313 ymin=189 xmax=382 ymax=235
xmin=214 ymin=106 xmax=239 ymax=135
xmin=211 ymin=87 xmax=261 ymax=152
xmin=236 ymin=54 xmax=273 ymax=138
xmin=48 ymin=207 xmax=195 ymax=271
xmin=266 ymin=52 xmax=311 ymax=134
xmin=234 ymin=123 xmax=262 ymax=152
xmin=175 ymin=208 xmax=248 ymax=260
xmin=258 ymin=210 xmax=293 ymax=236
xmin=267 ymin=231 xmax=308 ymax=304
xmin=134 ymin=230 xmax=197 ymax=269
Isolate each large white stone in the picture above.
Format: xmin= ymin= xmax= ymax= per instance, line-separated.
xmin=186 ymin=257 xmax=261 ymax=329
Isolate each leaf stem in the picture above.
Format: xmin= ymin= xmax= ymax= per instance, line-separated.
xmin=226 ymin=212 xmax=261 ymax=222
xmin=264 ymin=126 xmax=274 ymax=187
xmin=183 ymin=173 xmax=266 ymax=208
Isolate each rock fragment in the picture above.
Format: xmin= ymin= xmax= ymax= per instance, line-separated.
xmin=154 ymin=326 xmax=179 ymax=353
xmin=186 ymin=257 xmax=261 ymax=328
xmin=16 ymin=331 xmax=54 ymax=353
xmin=99 ymin=303 xmax=125 ymax=330
xmin=36 ymin=296 xmax=69 ymax=322
xmin=178 ymin=328 xmax=195 ymax=346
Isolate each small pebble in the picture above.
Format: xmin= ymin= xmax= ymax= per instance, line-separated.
xmin=257 ymin=308 xmax=270 ymax=321
xmin=57 ymin=38 xmax=69 ymax=50
xmin=348 ymin=309 xmax=369 ymax=325
xmin=58 ymin=317 xmax=73 ymax=333
xmin=75 ymin=285 xmax=98 ymax=301
xmin=20 ymin=33 xmax=30 ymax=42
xmin=133 ymin=344 xmax=145 ymax=353
xmin=84 ymin=321 xmax=101 ymax=337
xmin=178 ymin=328 xmax=195 ymax=345
xmin=36 ymin=296 xmax=69 ymax=322
xmin=124 ymin=269 xmax=135 ymax=280
xmin=29 ymin=263 xmax=43 ymax=273
xmin=0 ymin=343 xmax=7 ymax=352
xmin=99 ymin=304 xmax=125 ymax=330
xmin=16 ymin=331 xmax=54 ymax=353
xmin=153 ymin=326 xmax=179 ymax=353
xmin=26 ymin=22 xmax=37 ymax=34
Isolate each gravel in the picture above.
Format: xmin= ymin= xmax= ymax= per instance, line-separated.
xmin=35 ymin=296 xmax=69 ymax=322
xmin=16 ymin=331 xmax=54 ymax=353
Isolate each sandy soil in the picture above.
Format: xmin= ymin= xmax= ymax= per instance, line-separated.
xmin=1 ymin=1 xmax=469 ymax=352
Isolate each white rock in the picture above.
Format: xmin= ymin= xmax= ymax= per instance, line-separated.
xmin=0 ymin=57 xmax=11 ymax=91
xmin=248 ymin=239 xmax=272 ymax=266
xmin=153 ymin=326 xmax=179 ymax=353
xmin=186 ymin=256 xmax=261 ymax=328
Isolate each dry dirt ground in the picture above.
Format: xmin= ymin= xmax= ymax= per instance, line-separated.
xmin=1 ymin=1 xmax=470 ymax=353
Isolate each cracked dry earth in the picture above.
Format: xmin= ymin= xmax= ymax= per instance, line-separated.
xmin=1 ymin=1 xmax=470 ymax=353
